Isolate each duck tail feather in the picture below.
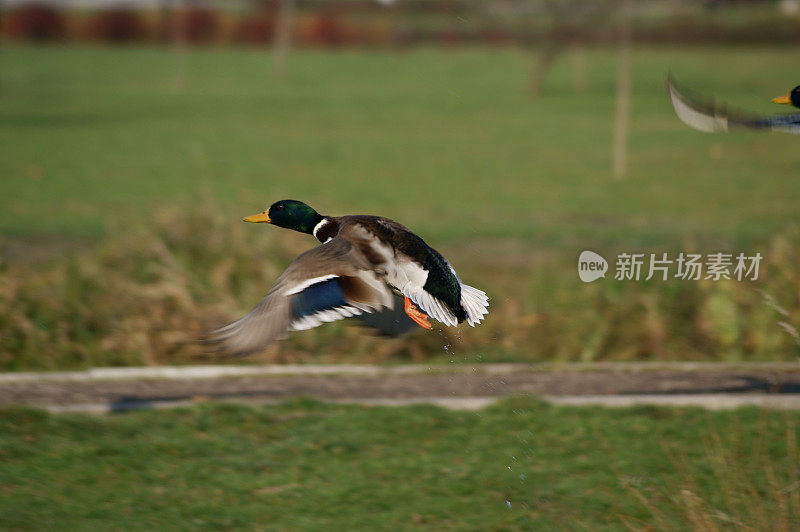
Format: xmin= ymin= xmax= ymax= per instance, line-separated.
xmin=460 ymin=284 xmax=489 ymax=327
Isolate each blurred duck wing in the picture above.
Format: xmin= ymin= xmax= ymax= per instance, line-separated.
xmin=210 ymin=236 xmax=393 ymax=356
xmin=667 ymin=77 xmax=800 ymax=134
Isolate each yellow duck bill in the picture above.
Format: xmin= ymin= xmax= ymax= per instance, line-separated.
xmin=243 ymin=212 xmax=271 ymax=223
xmin=772 ymin=94 xmax=792 ymax=104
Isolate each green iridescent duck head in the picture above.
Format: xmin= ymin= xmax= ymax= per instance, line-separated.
xmin=243 ymin=200 xmax=324 ymax=235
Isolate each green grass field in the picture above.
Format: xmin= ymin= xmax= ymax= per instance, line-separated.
xmin=2 ymin=45 xmax=800 ymax=369
xmin=3 ymin=46 xmax=800 ymax=531
xmin=2 ymin=45 xmax=800 ymax=247
xmin=1 ymin=398 xmax=798 ymax=530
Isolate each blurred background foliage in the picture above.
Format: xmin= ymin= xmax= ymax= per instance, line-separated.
xmin=3 ymin=0 xmax=800 ymax=47
xmin=1 ymin=201 xmax=798 ymax=370
xmin=1 ymin=0 xmax=800 ymax=369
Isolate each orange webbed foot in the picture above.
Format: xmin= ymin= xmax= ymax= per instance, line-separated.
xmin=404 ymin=296 xmax=432 ymax=330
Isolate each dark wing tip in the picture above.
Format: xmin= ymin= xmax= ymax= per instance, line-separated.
xmin=353 ymin=294 xmax=421 ymax=337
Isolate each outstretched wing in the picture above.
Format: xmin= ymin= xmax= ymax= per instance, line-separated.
xmin=209 ymin=237 xmax=393 ymax=356
xmin=667 ymin=76 xmax=800 ymax=134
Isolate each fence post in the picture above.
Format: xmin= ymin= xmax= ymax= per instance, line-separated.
xmin=611 ymin=0 xmax=632 ymax=180
xmin=273 ymin=0 xmax=295 ymax=78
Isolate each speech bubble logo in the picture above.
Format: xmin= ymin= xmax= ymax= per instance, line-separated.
xmin=578 ymin=251 xmax=608 ymax=283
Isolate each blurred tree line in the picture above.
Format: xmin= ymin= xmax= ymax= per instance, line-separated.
xmin=2 ymin=0 xmax=799 ymax=46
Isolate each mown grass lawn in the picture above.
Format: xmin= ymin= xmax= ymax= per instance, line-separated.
xmin=1 ymin=45 xmax=799 ymax=248
xmin=2 ymin=45 xmax=800 ymax=368
xmin=1 ymin=398 xmax=798 ymax=530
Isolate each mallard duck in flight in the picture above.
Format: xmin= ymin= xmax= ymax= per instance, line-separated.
xmin=211 ymin=200 xmax=489 ymax=356
xmin=667 ymin=76 xmax=800 ymax=134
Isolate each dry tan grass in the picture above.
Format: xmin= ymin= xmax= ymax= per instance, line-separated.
xmin=1 ymin=204 xmax=799 ymax=370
